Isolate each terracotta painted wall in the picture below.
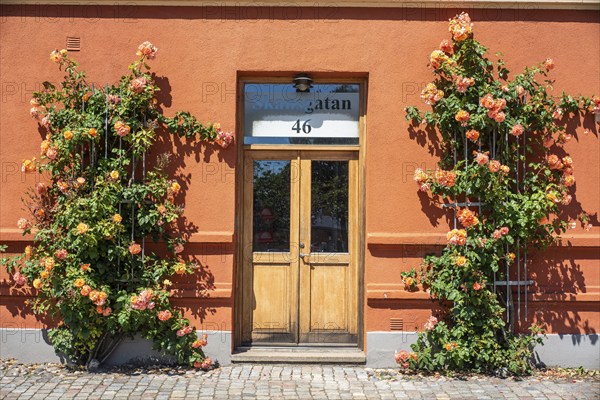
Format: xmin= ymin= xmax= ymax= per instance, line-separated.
xmin=1 ymin=6 xmax=598 ymax=343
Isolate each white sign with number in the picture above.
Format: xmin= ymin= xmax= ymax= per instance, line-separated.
xmin=244 ymin=89 xmax=360 ymax=138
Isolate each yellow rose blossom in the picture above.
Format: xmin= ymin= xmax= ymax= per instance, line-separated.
xmin=24 ymin=246 xmax=32 ymax=257
xmin=22 ymin=158 xmax=37 ymax=173
xmin=444 ymin=342 xmax=457 ymax=351
xmin=77 ymin=222 xmax=89 ymax=235
xmin=63 ymin=130 xmax=73 ymax=140
xmin=40 ymin=140 xmax=50 ymax=154
xmin=405 ymin=277 xmax=415 ymax=286
xmin=33 ymin=278 xmax=42 ymax=289
xmin=110 ymin=170 xmax=119 ymax=180
xmin=88 ymin=128 xmax=97 ymax=137
xmin=40 ymin=270 xmax=50 ymax=279
xmin=44 ymin=257 xmax=55 ymax=270
xmin=174 ymin=262 xmax=186 ymax=275
xmin=74 ymin=278 xmax=85 ymax=288
xmin=455 ymin=256 xmax=467 ymax=266
xmin=163 ymin=279 xmax=173 ymax=287
xmin=546 ymin=192 xmax=558 ymax=202
xmin=171 ymin=182 xmax=181 ymax=194
xmin=112 ymin=214 xmax=122 ymax=223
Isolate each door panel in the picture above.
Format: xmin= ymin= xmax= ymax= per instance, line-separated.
xmin=250 ymin=261 xmax=293 ymax=342
xmin=299 ymin=157 xmax=358 ymax=344
xmin=242 ymin=156 xmax=299 ymax=344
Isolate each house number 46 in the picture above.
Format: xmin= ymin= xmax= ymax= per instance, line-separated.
xmin=292 ymin=119 xmax=312 ymax=134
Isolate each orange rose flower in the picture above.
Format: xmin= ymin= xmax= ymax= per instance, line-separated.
xmin=129 ymin=242 xmax=142 ymax=255
xmin=466 ymin=129 xmax=479 ymax=142
xmin=454 ymin=110 xmax=470 ymax=127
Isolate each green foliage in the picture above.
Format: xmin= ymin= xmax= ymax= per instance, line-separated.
xmin=3 ymin=43 xmax=229 ymax=370
xmin=401 ymin=13 xmax=597 ymax=376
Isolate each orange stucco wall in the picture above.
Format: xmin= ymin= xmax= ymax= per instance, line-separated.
xmin=1 ymin=5 xmax=599 ymax=346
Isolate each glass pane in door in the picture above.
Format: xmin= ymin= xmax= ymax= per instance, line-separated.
xmin=253 ymin=160 xmax=291 ymax=252
xmin=310 ymin=161 xmax=349 ymax=253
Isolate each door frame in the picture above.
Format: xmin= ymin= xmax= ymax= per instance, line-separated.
xmin=233 ymin=75 xmax=367 ymax=350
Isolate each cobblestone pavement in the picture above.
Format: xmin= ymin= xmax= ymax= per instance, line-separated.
xmin=1 ymin=363 xmax=599 ymax=400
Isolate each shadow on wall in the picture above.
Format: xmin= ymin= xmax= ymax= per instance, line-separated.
xmin=1 ymin=4 xmax=598 ymax=23
xmin=524 ymin=245 xmax=598 ymax=337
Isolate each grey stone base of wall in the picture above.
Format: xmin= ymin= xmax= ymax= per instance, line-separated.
xmin=2 ymin=329 xmax=598 ymax=369
xmin=366 ymin=331 xmax=600 ymax=370
xmin=0 ymin=328 xmax=232 ymax=366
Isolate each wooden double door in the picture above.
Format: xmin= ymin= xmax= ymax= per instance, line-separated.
xmin=241 ymin=150 xmax=359 ymax=346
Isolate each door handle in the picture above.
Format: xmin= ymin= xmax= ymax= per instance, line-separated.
xmin=299 ymin=252 xmax=310 ymax=263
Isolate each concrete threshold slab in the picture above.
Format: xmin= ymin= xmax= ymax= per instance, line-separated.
xmin=231 ymin=346 xmax=366 ymax=364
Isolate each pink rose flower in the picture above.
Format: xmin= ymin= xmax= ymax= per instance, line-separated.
xmin=424 ymin=316 xmax=438 ymax=331
xmin=200 ymin=357 xmax=213 ymax=370
xmin=17 ymin=218 xmax=31 ymax=230
xmin=130 ymin=77 xmax=148 ymax=94
xmin=488 ymin=160 xmax=501 ymax=172
xmin=475 ymin=152 xmax=489 ymax=165
xmin=439 ymin=39 xmax=454 ymax=54
xmin=13 ymin=271 xmax=28 ymax=286
xmin=46 ymin=148 xmax=58 ymax=160
xmin=136 ymin=41 xmax=158 ymax=60
xmin=511 ymin=124 xmax=524 ymax=137
xmin=55 ymin=249 xmax=68 ymax=260
xmin=114 ymin=121 xmax=131 ymax=137
xmin=36 ymin=183 xmax=48 ymax=195
xmin=158 ymin=310 xmax=172 ymax=321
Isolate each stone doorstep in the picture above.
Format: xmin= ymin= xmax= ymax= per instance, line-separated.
xmin=230 ymin=347 xmax=366 ymax=364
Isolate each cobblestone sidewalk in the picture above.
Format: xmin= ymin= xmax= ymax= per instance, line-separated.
xmin=1 ymin=364 xmax=599 ymax=400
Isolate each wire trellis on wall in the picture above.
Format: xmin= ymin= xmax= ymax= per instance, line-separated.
xmin=76 ymin=84 xmax=149 ymax=289
xmin=443 ymin=128 xmax=534 ymax=332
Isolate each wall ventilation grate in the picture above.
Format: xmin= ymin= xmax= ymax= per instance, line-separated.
xmin=66 ymin=37 xmax=81 ymax=52
xmin=390 ymin=318 xmax=403 ymax=331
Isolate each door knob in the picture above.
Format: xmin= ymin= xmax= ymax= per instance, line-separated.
xmin=299 ymin=252 xmax=310 ymax=263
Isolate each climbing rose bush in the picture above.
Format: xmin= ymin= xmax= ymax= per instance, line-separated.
xmin=402 ymin=13 xmax=597 ymax=375
xmin=3 ymin=42 xmax=233 ymax=370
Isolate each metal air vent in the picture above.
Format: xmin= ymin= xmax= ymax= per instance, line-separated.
xmin=390 ymin=318 xmax=404 ymax=331
xmin=66 ymin=37 xmax=81 ymax=52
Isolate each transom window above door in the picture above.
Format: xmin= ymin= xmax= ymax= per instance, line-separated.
xmin=243 ymin=82 xmax=361 ymax=146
